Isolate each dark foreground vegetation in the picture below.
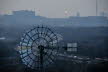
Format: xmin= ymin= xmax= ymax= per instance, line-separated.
xmin=0 ymin=26 xmax=108 ymax=72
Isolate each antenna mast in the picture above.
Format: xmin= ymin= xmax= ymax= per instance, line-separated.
xmin=96 ymin=0 xmax=98 ymax=16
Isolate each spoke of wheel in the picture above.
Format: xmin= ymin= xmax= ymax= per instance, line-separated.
xmin=27 ymin=34 xmax=34 ymax=41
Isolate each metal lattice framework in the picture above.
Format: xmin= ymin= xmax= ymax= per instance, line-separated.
xmin=18 ymin=26 xmax=59 ymax=71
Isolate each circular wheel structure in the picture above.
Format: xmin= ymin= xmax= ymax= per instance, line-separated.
xmin=18 ymin=26 xmax=59 ymax=71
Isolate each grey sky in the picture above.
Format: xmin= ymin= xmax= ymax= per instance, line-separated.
xmin=0 ymin=0 xmax=108 ymax=18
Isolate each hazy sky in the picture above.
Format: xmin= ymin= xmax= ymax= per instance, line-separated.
xmin=0 ymin=0 xmax=108 ymax=18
